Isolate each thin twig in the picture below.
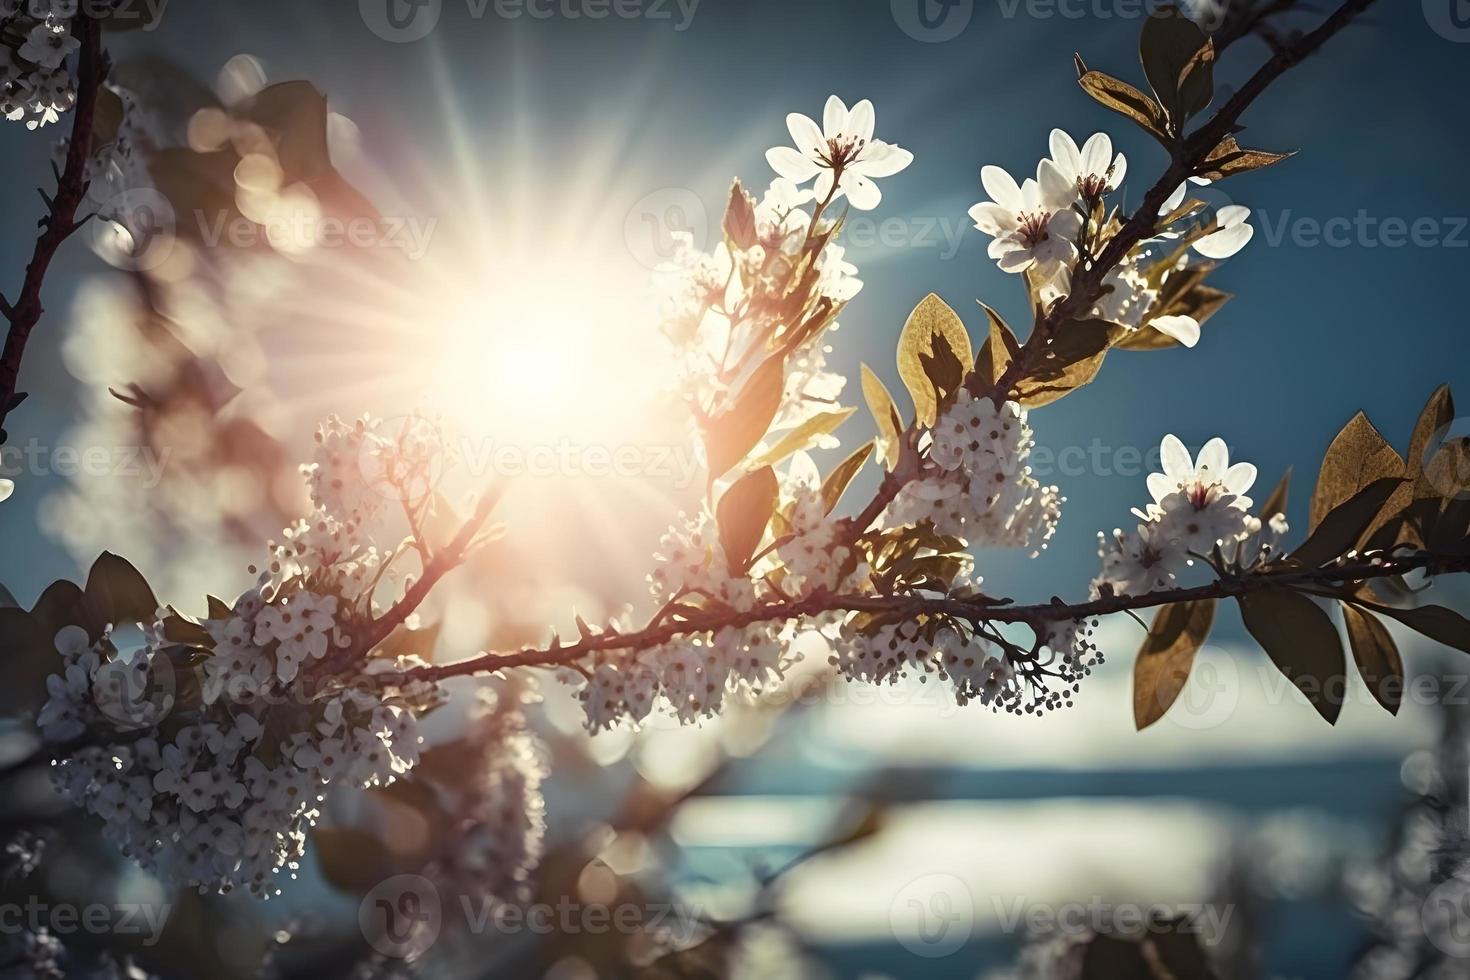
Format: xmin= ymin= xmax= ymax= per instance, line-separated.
xmin=0 ymin=13 xmax=106 ymax=443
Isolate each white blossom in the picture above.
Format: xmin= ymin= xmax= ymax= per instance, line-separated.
xmin=765 ymin=95 xmax=914 ymax=210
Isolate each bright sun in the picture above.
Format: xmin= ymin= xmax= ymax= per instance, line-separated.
xmin=428 ymin=259 xmax=669 ymax=446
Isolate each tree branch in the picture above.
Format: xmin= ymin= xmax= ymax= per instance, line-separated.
xmin=383 ymin=550 xmax=1470 ymax=685
xmin=991 ymin=0 xmax=1378 ymax=401
xmin=0 ymin=13 xmax=106 ymax=444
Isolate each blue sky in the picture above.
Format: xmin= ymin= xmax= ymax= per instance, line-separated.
xmin=2 ymin=0 xmax=1465 ymax=616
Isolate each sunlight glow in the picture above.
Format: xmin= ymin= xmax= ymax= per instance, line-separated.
xmin=429 ymin=257 xmax=668 ymax=445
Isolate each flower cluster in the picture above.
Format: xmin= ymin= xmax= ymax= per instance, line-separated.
xmin=971 ymin=129 xmax=1256 ymax=349
xmin=0 ymin=0 xmax=79 ymax=128
xmin=828 ymin=615 xmax=1101 ymax=714
xmin=421 ymin=687 xmax=548 ymax=910
xmin=42 ymin=615 xmax=433 ymax=897
xmin=572 ymin=615 xmax=793 ymax=732
xmin=886 ymin=391 xmax=1063 ymax=556
xmin=1094 ymin=434 xmax=1284 ymax=597
xmin=37 ymin=415 xmax=457 ymax=897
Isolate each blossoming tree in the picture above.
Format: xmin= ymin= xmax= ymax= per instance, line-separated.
xmin=1 ymin=0 xmax=1466 ymax=975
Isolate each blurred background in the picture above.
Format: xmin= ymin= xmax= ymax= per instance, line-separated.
xmin=0 ymin=0 xmax=1468 ymax=976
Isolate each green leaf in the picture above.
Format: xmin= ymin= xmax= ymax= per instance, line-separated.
xmin=821 ymin=442 xmax=874 ymax=516
xmin=83 ymin=553 xmax=159 ymax=634
xmin=860 ymin=363 xmax=903 ymax=470
xmin=1133 ymin=599 xmax=1216 ymax=729
xmin=705 ymin=355 xmax=785 ymax=481
xmin=1290 ymin=477 xmax=1404 ymax=568
xmin=1367 ymin=602 xmax=1470 ymax=656
xmin=716 ymin=466 xmax=778 ymax=575
xmin=1309 ymin=412 xmax=1404 ymax=531
xmin=722 ymin=180 xmax=758 ymax=251
xmin=1239 ymin=588 xmax=1346 ymax=724
xmin=1259 ymin=468 xmax=1291 ymax=523
xmin=750 ymin=408 xmax=857 ymax=469
xmin=1077 ymin=70 xmax=1170 ymax=145
xmin=1139 ymin=5 xmax=1213 ymax=127
xmin=1342 ymin=603 xmax=1402 ymax=714
xmin=896 ymin=293 xmax=973 ymax=427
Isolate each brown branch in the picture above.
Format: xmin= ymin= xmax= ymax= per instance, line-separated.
xmin=341 ymin=482 xmax=506 ymax=664
xmin=0 ymin=13 xmax=106 ymax=444
xmin=383 ymin=550 xmax=1470 ymax=685
xmin=991 ymin=0 xmax=1377 ymax=401
xmin=371 ymin=0 xmax=1387 ymax=689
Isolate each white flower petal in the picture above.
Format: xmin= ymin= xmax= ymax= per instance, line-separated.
xmin=968 ymin=202 xmax=1016 ymax=236
xmin=856 ymin=141 xmax=913 ymax=178
xmin=0 ymin=479 xmax=12 ymax=503
xmin=1049 ymin=129 xmax=1081 ymax=177
xmin=844 ymin=173 xmax=881 ymax=211
xmin=1110 ymin=152 xmax=1127 ymax=188
xmin=1147 ymin=472 xmax=1176 ymax=505
xmin=1080 ymin=132 xmax=1112 ymax=177
xmin=1151 ymin=314 xmax=1201 ymax=348
xmin=1159 ymin=182 xmax=1187 ymax=216
xmin=767 ymin=146 xmax=819 ymax=182
xmin=1036 ymin=159 xmax=1074 ymax=210
xmin=1160 ymin=434 xmax=1192 ymax=478
xmin=785 ymin=113 xmax=824 ymax=157
xmin=822 ymin=95 xmax=847 ymax=138
xmin=1197 ymin=437 xmax=1229 ymax=477
xmin=1194 ymin=223 xmax=1253 ymax=259
xmin=846 ymin=98 xmax=875 ymax=143
xmin=981 ymin=165 xmax=1024 ymax=212
xmin=813 ymin=168 xmax=836 ymax=204
xmin=1224 ymin=461 xmax=1258 ymax=496
xmin=997 ymin=247 xmax=1035 ymax=273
